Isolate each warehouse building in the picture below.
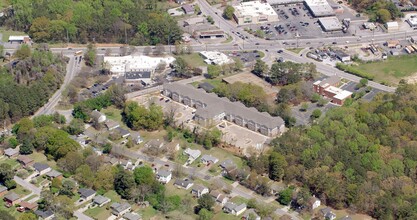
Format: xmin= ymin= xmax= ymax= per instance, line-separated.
xmin=197 ymin=30 xmax=226 ymax=39
xmin=163 ymin=83 xmax=285 ymax=137
xmin=385 ymin=21 xmax=399 ymax=32
xmin=233 ymin=1 xmax=279 ymax=25
xmin=318 ymin=17 xmax=342 ymax=32
xmin=304 ymin=0 xmax=335 ymax=17
xmin=199 ymin=51 xmax=233 ymax=65
xmin=267 ymin=0 xmax=303 ymax=5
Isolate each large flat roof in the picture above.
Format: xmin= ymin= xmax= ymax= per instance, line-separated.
xmin=104 ymin=55 xmax=175 ymax=73
xmin=234 ymin=1 xmax=278 ymax=18
xmin=164 ymin=83 xmax=284 ymax=129
xmin=267 ymin=0 xmax=303 ymax=5
xmin=305 ymin=0 xmax=335 ymax=17
xmin=319 ymin=17 xmax=342 ymax=31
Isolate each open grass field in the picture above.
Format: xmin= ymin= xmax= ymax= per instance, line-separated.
xmin=101 ymin=106 xmax=122 ymax=122
xmin=176 ymin=53 xmax=207 ymax=68
xmin=350 ymin=55 xmax=417 ymax=84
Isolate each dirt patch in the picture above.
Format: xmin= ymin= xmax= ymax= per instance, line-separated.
xmin=404 ymin=72 xmax=417 ymax=84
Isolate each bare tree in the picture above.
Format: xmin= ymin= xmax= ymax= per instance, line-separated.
xmin=172 ymin=164 xmax=185 ymax=178
xmin=164 ymin=106 xmax=177 ymax=127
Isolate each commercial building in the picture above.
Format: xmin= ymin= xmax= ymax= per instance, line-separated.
xmin=334 ymin=50 xmax=351 ymax=62
xmin=363 ymin=22 xmax=376 ymax=30
xmin=8 ymin=36 xmax=31 ymax=44
xmin=267 ymin=0 xmax=302 ymax=5
xmin=385 ymin=21 xmax=399 ymax=32
xmin=199 ymin=51 xmax=233 ymax=65
xmin=197 ymin=30 xmax=226 ymax=39
xmin=103 ymin=55 xmax=175 ymax=84
xmin=318 ymin=17 xmax=342 ymax=32
xmin=304 ymin=0 xmax=335 ymax=17
xmin=233 ymin=1 xmax=279 ymax=25
xmin=182 ymin=4 xmax=194 ymax=14
xmin=163 ymin=83 xmax=285 ymax=136
xmin=313 ymin=76 xmax=352 ymax=105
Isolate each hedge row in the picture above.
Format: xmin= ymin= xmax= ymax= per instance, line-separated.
xmin=336 ymin=63 xmax=375 ymax=80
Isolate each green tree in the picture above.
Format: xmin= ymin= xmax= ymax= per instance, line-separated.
xmin=311 ymin=109 xmax=322 ymax=119
xmin=198 ymin=208 xmax=213 ymax=220
xmin=15 ymin=44 xmax=32 ymax=60
xmin=18 ymin=212 xmax=37 ymax=220
xmin=172 ymin=57 xmax=191 ymax=78
xmin=253 ymin=59 xmax=268 ymax=77
xmin=223 ymin=5 xmax=235 ymax=20
xmin=29 ymin=16 xmax=51 ymax=42
xmin=311 ymin=93 xmax=321 ymax=103
xmin=207 ymin=64 xmax=221 ymax=79
xmin=278 ymin=187 xmax=293 ymax=205
xmin=377 ymin=8 xmax=391 ymax=23
xmin=133 ymin=166 xmax=155 ymax=185
xmin=84 ymin=43 xmax=96 ymax=66
xmin=0 ymin=210 xmax=15 ymax=220
xmin=300 ymin=102 xmax=309 ymax=112
xmin=65 ymin=118 xmax=85 ymax=135
xmin=269 ymin=152 xmax=287 ymax=181
xmin=75 ymin=164 xmax=95 ymax=188
xmin=51 ymin=195 xmax=74 ymax=219
xmin=198 ymin=194 xmax=215 ymax=211
xmin=114 ymin=169 xmax=136 ymax=199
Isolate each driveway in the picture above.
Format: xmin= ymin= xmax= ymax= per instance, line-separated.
xmin=14 ymin=176 xmax=41 ymax=195
xmin=74 ymin=208 xmax=94 ymax=220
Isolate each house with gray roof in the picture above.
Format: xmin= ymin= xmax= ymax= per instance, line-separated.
xmin=45 ymin=169 xmax=63 ymax=180
xmin=123 ymin=212 xmax=142 ymax=220
xmin=223 ymin=202 xmax=247 ymax=216
xmin=210 ymin=190 xmax=228 ymax=206
xmin=174 ymin=178 xmax=194 ymax=190
xmin=93 ymin=195 xmax=111 ymax=207
xmin=35 ymin=210 xmax=55 ymax=220
xmin=320 ymin=207 xmax=336 ymax=220
xmin=184 ymin=148 xmax=201 ymax=165
xmin=91 ymin=110 xmax=106 ymax=123
xmin=115 ymin=127 xmax=130 ymax=138
xmin=33 ymin=163 xmax=51 ymax=175
xmin=0 ymin=185 xmax=8 ymax=197
xmin=78 ymin=188 xmax=96 ymax=201
xmin=191 ymin=184 xmax=209 ymax=198
xmin=111 ymin=202 xmax=132 ymax=217
xmin=201 ymin=154 xmax=219 ymax=165
xmin=3 ymin=148 xmax=18 ymax=158
xmin=105 ymin=120 xmax=120 ymax=131
xmin=163 ymin=83 xmax=285 ymax=136
xmin=156 ymin=169 xmax=172 ymax=184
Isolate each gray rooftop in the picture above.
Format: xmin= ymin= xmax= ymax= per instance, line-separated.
xmin=111 ymin=202 xmax=131 ymax=213
xmin=235 ymin=203 xmax=247 ymax=212
xmin=319 ymin=17 xmax=343 ymax=31
xmin=315 ymin=76 xmax=340 ymax=87
xmin=157 ymin=169 xmax=171 ymax=177
xmin=115 ymin=127 xmax=130 ymax=136
xmin=126 ymin=71 xmax=151 ymax=79
xmin=93 ymin=195 xmax=110 ymax=205
xmin=35 ymin=210 xmax=54 ymax=219
xmin=201 ymin=154 xmax=218 ymax=163
xmin=184 ymin=148 xmax=201 ymax=159
xmin=4 ymin=148 xmax=18 ymax=156
xmin=91 ymin=110 xmax=104 ymax=119
xmin=123 ymin=212 xmax=142 ymax=220
xmin=192 ymin=184 xmax=208 ymax=192
xmin=198 ymin=82 xmax=215 ymax=92
xmin=224 ymin=202 xmax=237 ymax=210
xmin=305 ymin=0 xmax=335 ymax=17
xmin=164 ymin=83 xmax=284 ymax=129
xmin=78 ymin=188 xmax=96 ymax=198
xmin=33 ymin=163 xmax=50 ymax=172
xmin=0 ymin=186 xmax=7 ymax=193
xmin=46 ymin=169 xmax=62 ymax=178
xmin=174 ymin=179 xmax=193 ymax=188
xmin=5 ymin=192 xmax=19 ymax=201
xmin=182 ymin=4 xmax=194 ymax=13
xmin=219 ymin=159 xmax=236 ymax=170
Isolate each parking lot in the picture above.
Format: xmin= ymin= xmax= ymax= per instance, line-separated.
xmin=227 ymin=50 xmax=261 ymax=65
xmin=291 ymin=102 xmax=336 ymax=126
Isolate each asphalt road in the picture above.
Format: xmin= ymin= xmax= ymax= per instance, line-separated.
xmin=14 ymin=176 xmax=41 ymax=195
xmin=33 ymin=55 xmax=80 ymax=116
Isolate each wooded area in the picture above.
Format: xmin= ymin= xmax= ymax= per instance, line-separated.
xmin=248 ymin=82 xmax=417 ymax=219
xmin=2 ymin=0 xmax=182 ymax=45
xmin=0 ymin=46 xmax=67 ymax=125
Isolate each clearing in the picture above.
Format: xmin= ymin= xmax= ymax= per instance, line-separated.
xmin=349 ymin=55 xmax=417 ymax=85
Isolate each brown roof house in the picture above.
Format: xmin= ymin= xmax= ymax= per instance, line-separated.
xmin=17 ymin=155 xmax=34 ymax=167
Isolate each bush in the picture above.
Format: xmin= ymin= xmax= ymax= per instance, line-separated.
xmin=336 ymin=63 xmax=374 ymax=80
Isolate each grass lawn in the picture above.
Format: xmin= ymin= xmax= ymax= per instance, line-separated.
xmin=0 ymin=199 xmax=21 ymax=218
xmin=103 ymin=190 xmax=122 ymax=203
xmin=229 ymin=196 xmax=248 ymax=205
xmin=12 ymin=185 xmax=31 ymax=197
xmin=139 ymin=206 xmax=158 ymax=220
xmin=0 ymin=28 xmax=26 ymax=42
xmin=85 ymin=205 xmax=111 ymax=220
xmin=348 ymin=55 xmax=417 ymax=84
xmin=165 ymin=182 xmax=191 ymax=198
xmin=101 ymin=106 xmax=122 ymax=122
xmin=28 ymin=152 xmax=59 ymax=170
xmin=213 ymin=211 xmax=240 ymax=220
xmin=176 ymin=53 xmax=207 ymax=68
xmin=0 ymin=157 xmax=20 ymax=169
xmin=287 ymin=48 xmax=304 ymax=54
xmin=70 ymin=194 xmax=81 ymax=203
xmin=23 ymin=194 xmax=38 ymax=202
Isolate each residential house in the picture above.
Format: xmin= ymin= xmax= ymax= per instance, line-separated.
xmin=33 ymin=163 xmax=52 ymax=176
xmin=223 ymin=202 xmax=247 ymax=216
xmin=191 ymin=184 xmax=209 ymax=198
xmin=156 ymin=169 xmax=172 ymax=184
xmin=105 ymin=120 xmax=120 ymax=131
xmin=210 ymin=190 xmax=228 ymax=206
xmin=91 ymin=110 xmax=106 ymax=123
xmin=34 ymin=210 xmax=55 ymax=220
xmin=119 ymin=159 xmax=140 ymax=171
xmin=184 ymin=148 xmax=201 ymax=165
xmin=182 ymin=4 xmax=194 ymax=14
xmin=0 ymin=186 xmax=8 ymax=197
xmin=132 ymin=133 xmax=144 ymax=144
xmin=309 ymin=196 xmax=321 ymax=210
xmin=111 ymin=202 xmax=132 ymax=217
xmin=19 ymin=201 xmax=38 ymax=211
xmin=116 ymin=127 xmax=130 ymax=138
xmin=320 ymin=207 xmax=336 ymax=220
xmin=93 ymin=195 xmax=111 ymax=207
xmin=145 ymin=139 xmax=165 ymax=149
xmin=78 ymin=188 xmax=96 ymax=201
xmin=123 ymin=212 xmax=142 ymax=220
xmin=4 ymin=192 xmax=20 ymax=205
xmin=174 ymin=178 xmax=194 ymax=190
xmin=4 ymin=148 xmax=18 ymax=158
xmin=219 ymin=159 xmax=237 ymax=176
xmin=45 ymin=170 xmax=63 ymax=180
xmin=163 ymin=83 xmax=285 ymax=137
xmin=201 ymin=154 xmax=219 ymax=165
xmin=17 ymin=155 xmax=34 ymax=167
xmin=242 ymin=209 xmax=261 ymax=220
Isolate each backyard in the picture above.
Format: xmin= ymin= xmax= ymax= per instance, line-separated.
xmin=349 ymin=55 xmax=417 ymax=84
